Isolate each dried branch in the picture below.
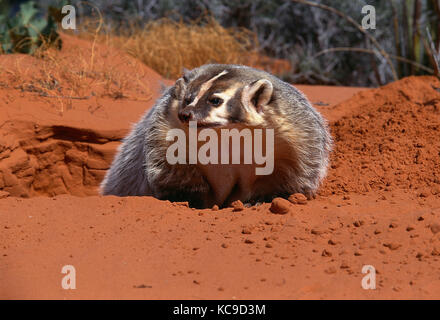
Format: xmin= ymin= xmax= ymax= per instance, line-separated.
xmin=314 ymin=47 xmax=435 ymax=74
xmin=291 ymin=0 xmax=398 ymax=80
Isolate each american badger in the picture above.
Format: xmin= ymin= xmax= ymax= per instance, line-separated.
xmin=101 ymin=64 xmax=332 ymax=208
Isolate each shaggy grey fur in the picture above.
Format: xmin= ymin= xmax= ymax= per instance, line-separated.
xmin=100 ymin=64 xmax=332 ymax=208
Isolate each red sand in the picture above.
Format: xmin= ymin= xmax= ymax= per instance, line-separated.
xmin=322 ymin=76 xmax=440 ymax=196
xmin=1 ymin=36 xmax=440 ymax=299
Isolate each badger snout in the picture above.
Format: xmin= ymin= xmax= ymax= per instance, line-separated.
xmin=178 ymin=108 xmax=195 ymax=122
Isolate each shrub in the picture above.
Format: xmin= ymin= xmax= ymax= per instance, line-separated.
xmin=0 ymin=0 xmax=61 ymax=54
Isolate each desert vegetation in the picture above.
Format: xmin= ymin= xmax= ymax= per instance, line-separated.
xmin=109 ymin=17 xmax=257 ymax=79
xmin=1 ymin=0 xmax=440 ymax=87
xmin=0 ymin=2 xmax=153 ymax=111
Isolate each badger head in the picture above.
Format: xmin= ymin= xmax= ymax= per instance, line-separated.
xmin=172 ymin=64 xmax=274 ymax=128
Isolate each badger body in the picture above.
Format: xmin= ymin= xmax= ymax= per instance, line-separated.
xmin=101 ymin=64 xmax=332 ymax=208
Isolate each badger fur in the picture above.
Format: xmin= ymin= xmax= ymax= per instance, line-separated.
xmin=101 ymin=64 xmax=332 ymax=208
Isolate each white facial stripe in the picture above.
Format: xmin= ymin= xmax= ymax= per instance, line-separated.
xmin=204 ymin=85 xmax=239 ymax=124
xmin=188 ymin=70 xmax=229 ymax=107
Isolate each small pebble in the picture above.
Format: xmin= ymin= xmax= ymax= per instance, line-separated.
xmin=325 ymin=266 xmax=337 ymax=274
xmin=389 ymin=222 xmax=398 ymax=228
xmin=174 ymin=201 xmax=189 ymax=207
xmin=383 ymin=242 xmax=401 ymax=251
xmin=270 ymin=198 xmax=291 ymax=214
xmin=231 ymin=200 xmax=244 ymax=212
xmin=430 ymin=223 xmax=440 ymax=234
xmin=353 ymin=220 xmax=364 ymax=227
xmin=288 ymin=193 xmax=307 ymax=205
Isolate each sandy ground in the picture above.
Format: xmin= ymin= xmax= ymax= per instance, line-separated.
xmin=1 ymin=192 xmax=440 ymax=299
xmin=1 ymin=35 xmax=440 ymax=299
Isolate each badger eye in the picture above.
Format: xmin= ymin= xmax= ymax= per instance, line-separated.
xmin=208 ymin=97 xmax=223 ymax=106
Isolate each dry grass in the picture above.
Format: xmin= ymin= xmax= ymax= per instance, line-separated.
xmin=0 ymin=14 xmax=277 ymax=115
xmin=0 ymin=7 xmax=152 ymax=107
xmin=0 ymin=33 xmax=152 ymax=111
xmin=110 ymin=17 xmax=258 ymax=79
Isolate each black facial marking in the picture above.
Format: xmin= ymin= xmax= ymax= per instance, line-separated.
xmin=184 ymin=96 xmax=192 ymax=106
xmin=227 ymin=88 xmax=245 ymax=123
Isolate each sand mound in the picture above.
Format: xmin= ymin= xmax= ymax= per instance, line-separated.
xmin=321 ymin=76 xmax=440 ymax=196
xmin=0 ymin=34 xmax=168 ymax=197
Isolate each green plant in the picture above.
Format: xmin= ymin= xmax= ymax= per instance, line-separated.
xmin=0 ymin=1 xmax=61 ymax=54
xmin=389 ymin=0 xmax=440 ymax=78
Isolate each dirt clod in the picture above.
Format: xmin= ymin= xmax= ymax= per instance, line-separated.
xmin=242 ymin=227 xmax=252 ymax=235
xmin=0 ymin=191 xmax=9 ymax=199
xmin=231 ymin=200 xmax=244 ymax=212
xmin=383 ymin=243 xmax=401 ymax=251
xmin=269 ymin=198 xmax=291 ymax=214
xmin=288 ymin=193 xmax=307 ymax=205
xmin=430 ymin=223 xmax=440 ymax=234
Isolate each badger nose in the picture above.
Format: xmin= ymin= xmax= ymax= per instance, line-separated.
xmin=178 ymin=109 xmax=194 ymax=122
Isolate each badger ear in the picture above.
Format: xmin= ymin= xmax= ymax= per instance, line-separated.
xmin=173 ymin=68 xmax=191 ymax=99
xmin=241 ymin=79 xmax=273 ymax=113
xmin=173 ymin=77 xmax=187 ymax=100
xmin=182 ymin=68 xmax=190 ymax=81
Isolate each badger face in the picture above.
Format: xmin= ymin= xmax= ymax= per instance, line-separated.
xmin=174 ymin=66 xmax=274 ymax=128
